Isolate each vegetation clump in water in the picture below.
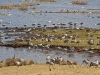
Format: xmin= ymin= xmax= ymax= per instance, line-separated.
xmin=0 ymin=3 xmax=39 ymax=10
xmin=72 ymin=1 xmax=88 ymax=5
xmin=37 ymin=0 xmax=56 ymax=2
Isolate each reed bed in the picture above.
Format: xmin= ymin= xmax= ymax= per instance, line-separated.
xmin=72 ymin=1 xmax=88 ymax=5
xmin=0 ymin=5 xmax=13 ymax=10
xmin=0 ymin=58 xmax=34 ymax=68
xmin=0 ymin=3 xmax=39 ymax=10
xmin=37 ymin=0 xmax=56 ymax=2
xmin=18 ymin=6 xmax=28 ymax=11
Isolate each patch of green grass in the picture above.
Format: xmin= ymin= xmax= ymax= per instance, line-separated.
xmin=16 ymin=29 xmax=100 ymax=49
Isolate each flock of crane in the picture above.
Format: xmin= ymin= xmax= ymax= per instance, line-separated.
xmin=46 ymin=55 xmax=100 ymax=71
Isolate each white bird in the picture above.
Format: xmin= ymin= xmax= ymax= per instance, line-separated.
xmin=89 ymin=12 xmax=92 ymax=14
xmin=48 ymin=19 xmax=51 ymax=23
xmin=15 ymin=61 xmax=21 ymax=67
xmin=4 ymin=22 xmax=11 ymax=24
xmin=30 ymin=11 xmax=35 ymax=15
xmin=46 ymin=55 xmax=51 ymax=61
xmin=0 ymin=19 xmax=3 ymax=23
xmin=81 ymin=7 xmax=84 ymax=10
xmin=7 ymin=12 xmax=12 ymax=16
xmin=94 ymin=24 xmax=96 ymax=26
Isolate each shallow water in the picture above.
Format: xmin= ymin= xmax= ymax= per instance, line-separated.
xmin=0 ymin=0 xmax=100 ymax=28
xmin=0 ymin=0 xmax=100 ymax=64
xmin=0 ymin=47 xmax=100 ymax=64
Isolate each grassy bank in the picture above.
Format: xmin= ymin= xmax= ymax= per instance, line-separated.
xmin=0 ymin=63 xmax=100 ymax=75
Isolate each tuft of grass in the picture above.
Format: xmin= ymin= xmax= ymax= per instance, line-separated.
xmin=4 ymin=58 xmax=16 ymax=67
xmin=26 ymin=59 xmax=34 ymax=65
xmin=0 ymin=63 xmax=2 ymax=68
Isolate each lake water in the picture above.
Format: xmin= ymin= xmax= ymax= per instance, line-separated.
xmin=0 ymin=0 xmax=100 ymax=28
xmin=0 ymin=46 xmax=100 ymax=64
xmin=0 ymin=0 xmax=100 ymax=64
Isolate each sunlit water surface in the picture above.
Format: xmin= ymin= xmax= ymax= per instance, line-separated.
xmin=0 ymin=0 xmax=100 ymax=64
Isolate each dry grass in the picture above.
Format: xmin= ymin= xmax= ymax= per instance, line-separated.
xmin=0 ymin=3 xmax=38 ymax=10
xmin=72 ymin=1 xmax=88 ymax=5
xmin=18 ymin=6 xmax=28 ymax=11
xmin=37 ymin=0 xmax=56 ymax=2
xmin=0 ymin=64 xmax=100 ymax=75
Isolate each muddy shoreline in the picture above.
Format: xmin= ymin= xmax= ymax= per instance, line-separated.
xmin=0 ymin=43 xmax=100 ymax=56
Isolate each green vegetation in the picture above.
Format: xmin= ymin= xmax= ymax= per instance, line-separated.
xmin=14 ymin=28 xmax=100 ymax=49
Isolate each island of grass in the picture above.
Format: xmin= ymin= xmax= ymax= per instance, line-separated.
xmin=5 ymin=27 xmax=100 ymax=53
